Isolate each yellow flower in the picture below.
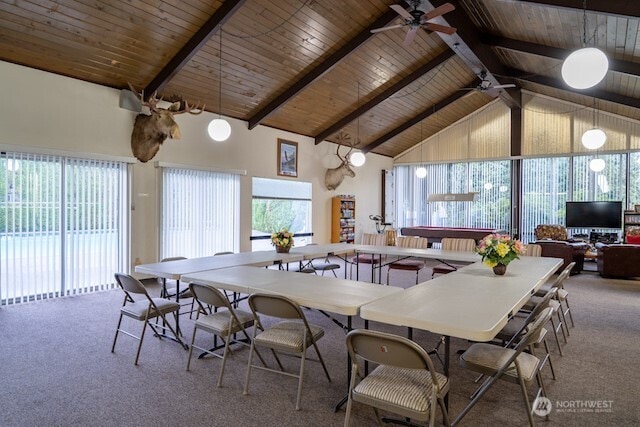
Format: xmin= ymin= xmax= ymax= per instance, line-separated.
xmin=484 ymin=259 xmax=497 ymax=268
xmin=495 ymin=242 xmax=510 ymax=257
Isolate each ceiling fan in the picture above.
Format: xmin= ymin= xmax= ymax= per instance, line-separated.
xmin=460 ymin=71 xmax=516 ymax=92
xmin=371 ymin=1 xmax=457 ymax=46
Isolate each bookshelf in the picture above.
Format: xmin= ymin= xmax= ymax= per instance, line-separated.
xmin=331 ymin=196 xmax=355 ymax=243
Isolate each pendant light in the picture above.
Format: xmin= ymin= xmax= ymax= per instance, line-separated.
xmin=589 ymin=157 xmax=605 ymax=172
xmin=416 ymin=118 xmax=426 ymax=178
xmin=581 ymin=98 xmax=606 ymax=149
xmin=208 ymin=29 xmax=231 ymax=142
xmin=349 ymin=82 xmax=366 ymax=167
xmin=561 ymin=0 xmax=608 ymax=89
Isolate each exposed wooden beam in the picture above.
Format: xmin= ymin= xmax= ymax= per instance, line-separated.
xmin=515 ymin=1 xmax=640 ymax=18
xmin=510 ymin=90 xmax=522 ymax=157
xmin=485 ymin=35 xmax=640 ymax=77
xmin=143 ymin=0 xmax=246 ymax=97
xmin=427 ymin=0 xmax=520 ymax=109
xmin=247 ymin=8 xmax=401 ymax=130
xmin=508 ymin=68 xmax=640 ymax=109
xmin=361 ymin=90 xmax=469 ymax=153
xmin=314 ymin=50 xmax=455 ymax=144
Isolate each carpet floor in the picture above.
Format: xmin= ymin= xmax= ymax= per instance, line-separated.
xmin=0 ymin=259 xmax=638 ymax=427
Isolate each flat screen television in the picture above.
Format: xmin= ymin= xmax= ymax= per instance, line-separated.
xmin=565 ymin=201 xmax=622 ymax=229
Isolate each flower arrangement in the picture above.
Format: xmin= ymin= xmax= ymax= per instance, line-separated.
xmin=475 ymin=233 xmax=525 ymax=268
xmin=271 ymin=228 xmax=294 ymax=250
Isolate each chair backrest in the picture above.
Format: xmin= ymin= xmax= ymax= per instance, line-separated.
xmin=214 ymin=251 xmax=234 ymax=256
xmin=441 ymin=238 xmax=476 ymax=252
xmin=524 ymin=244 xmax=542 ymax=257
xmin=554 ymin=261 xmax=575 ymax=287
xmin=190 ymin=282 xmax=232 ymax=311
xmin=505 ymin=288 xmax=556 ymax=347
xmin=396 ymin=236 xmax=428 ymax=249
xmin=534 ymin=224 xmax=568 ymax=241
xmin=361 ymin=233 xmax=386 ymax=246
xmin=248 ymin=293 xmax=304 ymax=320
xmin=115 ymin=273 xmax=148 ymax=296
xmin=346 ymin=329 xmax=441 ymax=388
xmin=514 ymin=307 xmax=554 ymax=352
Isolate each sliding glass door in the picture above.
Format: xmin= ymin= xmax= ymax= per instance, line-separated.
xmin=0 ymin=153 xmax=128 ymax=305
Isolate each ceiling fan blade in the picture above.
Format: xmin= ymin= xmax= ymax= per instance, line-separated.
xmin=493 ymin=84 xmax=516 ymax=89
xmin=370 ymin=24 xmax=405 ymax=34
xmin=424 ymin=23 xmax=457 ymax=35
xmin=390 ymin=4 xmax=414 ymax=21
xmin=404 ymin=27 xmax=419 ymax=46
xmin=425 ymin=2 xmax=455 ymax=20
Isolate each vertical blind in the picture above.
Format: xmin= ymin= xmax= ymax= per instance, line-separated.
xmin=161 ymin=167 xmax=239 ymax=259
xmin=394 ymin=160 xmax=511 ymax=232
xmin=1 ymin=152 xmax=128 ymax=305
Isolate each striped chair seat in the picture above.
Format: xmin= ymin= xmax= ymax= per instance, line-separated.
xmin=353 ymin=365 xmax=448 ymax=413
xmin=460 ymin=343 xmax=540 ymax=383
xmin=194 ymin=309 xmax=255 ymax=337
xmin=255 ymin=320 xmax=325 ymax=353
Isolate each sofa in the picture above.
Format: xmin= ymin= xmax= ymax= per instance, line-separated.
xmin=597 ymin=244 xmax=640 ymax=278
xmin=535 ymin=240 xmax=587 ymax=275
xmin=534 ymin=224 xmax=588 ymax=275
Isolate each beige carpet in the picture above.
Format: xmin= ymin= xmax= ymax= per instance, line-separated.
xmin=0 ymin=259 xmax=638 ymax=426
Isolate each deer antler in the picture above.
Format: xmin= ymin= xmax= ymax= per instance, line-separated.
xmin=170 ymin=99 xmax=205 ymax=115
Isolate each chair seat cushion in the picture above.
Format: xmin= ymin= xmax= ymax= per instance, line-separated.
xmin=312 ymin=262 xmax=340 ymax=271
xmin=388 ymin=260 xmax=425 ymax=271
xmin=353 ymin=365 xmax=448 ymax=415
xmin=431 ymin=263 xmax=460 ymax=274
xmin=195 ymin=309 xmax=255 ymax=336
xmin=352 ymin=254 xmax=382 ymax=265
xmin=460 ymin=343 xmax=540 ymax=382
xmin=121 ymin=298 xmax=179 ymax=320
xmin=254 ymin=320 xmax=324 ymax=353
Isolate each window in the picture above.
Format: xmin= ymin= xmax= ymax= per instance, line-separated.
xmin=1 ymin=152 xmax=128 ymax=305
xmin=394 ymin=160 xmax=511 ymax=232
xmin=251 ymin=178 xmax=312 ymax=251
xmin=161 ymin=167 xmax=240 ymax=258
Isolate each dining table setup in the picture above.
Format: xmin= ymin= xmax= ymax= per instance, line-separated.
xmin=134 ymin=242 xmax=563 ymax=423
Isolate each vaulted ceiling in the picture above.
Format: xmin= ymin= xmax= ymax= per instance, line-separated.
xmin=2 ymin=0 xmax=639 ymax=158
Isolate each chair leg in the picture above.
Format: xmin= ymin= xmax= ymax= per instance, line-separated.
xmin=557 ymin=304 xmax=571 ymax=337
xmin=515 ymin=362 xmax=535 ymax=427
xmin=186 ymin=326 xmax=198 ymax=371
xmin=295 ymin=347 xmax=307 ymax=410
xmin=217 ymin=335 xmax=232 ymax=388
xmin=311 ymin=340 xmax=332 ymax=382
xmin=134 ymin=319 xmax=149 ymax=365
xmin=344 ymin=364 xmax=358 ymax=427
xmin=548 ymin=318 xmax=564 ymax=356
xmin=564 ymin=298 xmax=575 ymax=327
xmin=437 ymin=395 xmax=451 ymax=427
xmin=111 ymin=313 xmax=124 ymax=353
xmin=554 ymin=311 xmax=568 ymax=343
xmin=386 ymin=268 xmax=391 ymax=285
xmin=243 ymin=338 xmax=256 ymax=396
xmin=542 ymin=338 xmax=557 ymax=380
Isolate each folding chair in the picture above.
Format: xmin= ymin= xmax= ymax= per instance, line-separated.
xmin=431 ymin=238 xmax=476 ymax=278
xmin=456 ymin=307 xmax=554 ymax=427
xmin=186 ymin=283 xmax=266 ymax=387
xmin=524 ymin=244 xmax=543 ymax=257
xmin=344 ymin=329 xmax=450 ymax=427
xmin=112 ymin=273 xmax=184 ymax=365
xmin=159 ymin=256 xmax=196 ymax=318
xmin=351 ymin=233 xmax=386 ymax=281
xmin=386 ymin=236 xmax=428 ymax=285
xmin=244 ymin=293 xmax=331 ymax=410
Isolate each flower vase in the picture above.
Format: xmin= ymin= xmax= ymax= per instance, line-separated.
xmin=493 ymin=263 xmax=507 ymax=275
xmin=276 ymin=245 xmax=290 ymax=253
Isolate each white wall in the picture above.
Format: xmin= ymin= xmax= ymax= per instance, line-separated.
xmin=0 ymin=61 xmax=393 ymax=270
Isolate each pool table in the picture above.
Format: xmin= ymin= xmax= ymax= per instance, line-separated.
xmin=400 ymin=226 xmax=499 ymax=245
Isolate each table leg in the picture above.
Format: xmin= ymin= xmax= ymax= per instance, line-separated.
xmin=444 ymin=335 xmax=450 ymax=409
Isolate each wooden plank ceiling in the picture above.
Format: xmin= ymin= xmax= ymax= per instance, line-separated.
xmin=1 ymin=0 xmax=639 ymax=158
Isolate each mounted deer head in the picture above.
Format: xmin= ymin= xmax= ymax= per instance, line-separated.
xmin=128 ymin=84 xmax=204 ymax=163
xmin=324 ymin=133 xmax=358 ymax=191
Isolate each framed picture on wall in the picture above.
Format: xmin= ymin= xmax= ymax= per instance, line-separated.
xmin=277 ymin=139 xmax=298 ymax=177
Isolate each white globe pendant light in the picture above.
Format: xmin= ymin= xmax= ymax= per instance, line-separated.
xmin=561 ymin=47 xmax=608 ymax=89
xmin=209 ymin=29 xmax=231 ymax=142
xmin=589 ymin=158 xmax=605 ymax=172
xmin=349 ymin=151 xmax=366 ymax=167
xmin=208 ymin=118 xmax=231 ymax=142
xmin=416 ymin=167 xmax=427 ymax=178
xmin=581 ymin=127 xmax=606 ymax=149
